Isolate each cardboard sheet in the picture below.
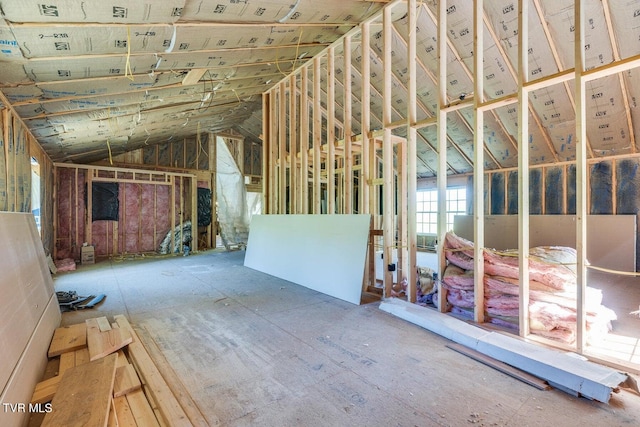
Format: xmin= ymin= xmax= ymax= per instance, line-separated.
xmin=245 ymin=214 xmax=371 ymax=305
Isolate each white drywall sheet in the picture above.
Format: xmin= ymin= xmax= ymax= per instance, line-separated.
xmin=245 ymin=214 xmax=371 ymax=305
xmin=0 ymin=212 xmax=61 ymax=427
xmin=454 ymin=215 xmax=636 ymax=271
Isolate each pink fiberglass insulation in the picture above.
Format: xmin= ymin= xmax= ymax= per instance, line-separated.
xmin=54 ymin=257 xmax=76 ymax=272
xmin=54 ymin=168 xmax=85 ymax=260
xmin=140 ymin=185 xmax=156 ymax=251
xmin=446 ymin=289 xmax=475 ymax=308
xmin=442 ymin=264 xmax=474 ymax=290
xmin=484 ymin=275 xmax=604 ymax=313
xmin=92 ymin=220 xmax=109 ymax=256
xmin=484 ymin=247 xmax=576 ymax=291
xmin=444 ymin=232 xmax=475 ymax=270
xmin=121 ymin=183 xmax=140 ymax=253
xmin=155 ymin=185 xmax=171 ymax=247
xmin=438 ymin=232 xmax=616 ymax=345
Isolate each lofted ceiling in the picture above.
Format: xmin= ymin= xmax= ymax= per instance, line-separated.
xmin=0 ymin=0 xmax=388 ymax=163
xmin=0 ymin=0 xmax=639 ymax=177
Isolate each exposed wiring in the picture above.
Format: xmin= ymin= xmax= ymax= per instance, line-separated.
xmin=124 ymin=27 xmax=134 ymax=81
xmin=276 ymin=28 xmax=304 ymax=77
xmin=107 ymin=139 xmax=113 ymax=165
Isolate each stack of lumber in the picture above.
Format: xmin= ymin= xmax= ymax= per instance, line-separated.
xmin=32 ymin=315 xmax=208 ymax=427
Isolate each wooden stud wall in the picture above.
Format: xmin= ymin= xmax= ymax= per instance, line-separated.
xmin=0 ymin=94 xmax=56 ymax=256
xmin=53 ymin=163 xmax=197 ymax=259
xmin=260 ymin=0 xmax=634 ymax=364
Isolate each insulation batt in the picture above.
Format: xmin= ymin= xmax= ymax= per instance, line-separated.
xmin=484 ymin=247 xmax=577 ymax=291
xmin=440 ymin=232 xmax=616 ymax=345
xmin=443 ymin=232 xmax=475 ymax=270
xmin=442 ymin=265 xmax=474 ymax=290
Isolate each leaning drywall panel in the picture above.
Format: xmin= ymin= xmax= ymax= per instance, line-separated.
xmin=245 ymin=214 xmax=371 ymax=305
xmin=0 ymin=294 xmax=59 ymax=427
xmin=0 ymin=212 xmax=60 ymax=421
xmin=454 ymin=215 xmax=636 ymax=272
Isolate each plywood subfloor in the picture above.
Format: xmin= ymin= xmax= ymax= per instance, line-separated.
xmin=54 ymin=251 xmax=640 ymax=426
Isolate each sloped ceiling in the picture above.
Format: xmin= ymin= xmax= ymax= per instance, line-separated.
xmin=0 ymin=0 xmax=387 ymax=162
xmin=1 ymin=0 xmax=639 ymax=176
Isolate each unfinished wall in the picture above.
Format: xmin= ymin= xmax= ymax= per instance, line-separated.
xmin=54 ymin=165 xmax=195 ymax=260
xmin=466 ymin=158 xmax=640 ymax=268
xmin=0 ymin=105 xmax=55 ymax=255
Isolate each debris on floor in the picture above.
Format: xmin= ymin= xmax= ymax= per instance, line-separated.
xmin=438 ymin=231 xmax=617 ymax=344
xmin=56 ymin=291 xmax=105 ymax=312
xmin=159 ymin=221 xmax=192 ymax=255
xmin=31 ymin=315 xmax=206 ymax=427
xmin=54 ymin=258 xmax=76 ymax=272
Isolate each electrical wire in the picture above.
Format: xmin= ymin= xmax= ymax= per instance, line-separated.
xmin=124 ymin=27 xmax=134 ymax=81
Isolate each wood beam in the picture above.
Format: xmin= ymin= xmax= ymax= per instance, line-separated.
xmin=575 ymin=0 xmax=588 ymax=354
xmin=518 ymin=0 xmax=531 ymax=338
xmin=473 ymin=0 xmax=485 ymax=324
xmin=313 ymin=57 xmax=322 ymax=214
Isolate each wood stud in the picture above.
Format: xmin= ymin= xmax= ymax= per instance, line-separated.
xmin=259 ymin=0 xmax=604 ymax=359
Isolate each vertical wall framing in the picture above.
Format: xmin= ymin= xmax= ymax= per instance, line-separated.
xmin=259 ymin=0 xmax=638 ymax=362
xmin=517 ymin=0 xmax=531 ymax=337
xmin=575 ymin=0 xmax=588 ymax=353
xmin=472 ymin=0 xmax=486 ymax=324
xmin=436 ymin=0 xmax=448 ymax=313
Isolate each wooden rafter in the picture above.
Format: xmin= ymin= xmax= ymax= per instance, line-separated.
xmin=532 ymin=0 xmax=595 ymax=159
xmin=602 ymin=0 xmax=636 ymax=154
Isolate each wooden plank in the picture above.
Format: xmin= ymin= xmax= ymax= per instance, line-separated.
xmin=446 ymin=343 xmax=551 ymax=391
xmin=75 ymin=347 xmax=90 ymax=366
xmin=115 ymin=349 xmax=128 ymax=368
xmin=87 ymin=317 xmax=133 ymax=362
xmin=31 ymin=374 xmax=62 ymax=405
xmin=113 ymin=395 xmax=139 ymax=427
xmin=114 ymin=315 xmax=191 ymax=427
xmin=97 ymin=316 xmax=112 ymax=332
xmin=58 ymin=351 xmax=76 ymax=376
xmin=48 ymin=323 xmax=87 ymax=357
xmin=136 ymin=325 xmax=211 ymax=427
xmin=114 ymin=364 xmax=142 ymax=398
xmin=127 ymin=389 xmax=161 ymax=426
xmin=107 ymin=398 xmax=118 ymax=427
xmin=42 ymin=352 xmax=118 ymax=427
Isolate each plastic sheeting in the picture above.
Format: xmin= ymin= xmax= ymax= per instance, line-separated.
xmin=216 ymin=136 xmax=250 ymax=249
xmin=91 ymin=182 xmax=119 ymax=221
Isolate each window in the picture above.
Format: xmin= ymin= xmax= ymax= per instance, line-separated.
xmin=417 ymin=187 xmax=467 ymax=234
xmin=31 ymin=157 xmax=41 ymax=234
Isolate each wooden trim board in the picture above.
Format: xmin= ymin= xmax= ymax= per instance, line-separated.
xmin=244 ymin=214 xmax=371 ymax=305
xmin=379 ymin=298 xmax=627 ymax=403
